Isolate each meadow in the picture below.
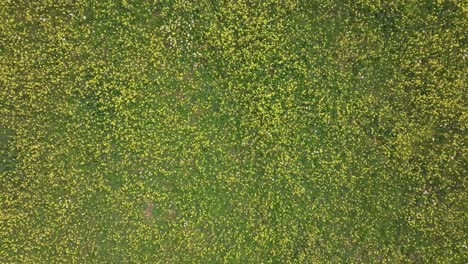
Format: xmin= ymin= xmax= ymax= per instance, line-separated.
xmin=0 ymin=0 xmax=466 ymax=263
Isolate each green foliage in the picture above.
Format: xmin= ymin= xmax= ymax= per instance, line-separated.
xmin=1 ymin=0 xmax=466 ymax=262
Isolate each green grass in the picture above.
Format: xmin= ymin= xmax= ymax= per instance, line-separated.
xmin=1 ymin=0 xmax=467 ymax=263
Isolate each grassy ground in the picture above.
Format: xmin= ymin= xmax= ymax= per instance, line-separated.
xmin=0 ymin=0 xmax=467 ymax=263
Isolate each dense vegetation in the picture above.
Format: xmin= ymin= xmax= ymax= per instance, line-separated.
xmin=1 ymin=0 xmax=466 ymax=262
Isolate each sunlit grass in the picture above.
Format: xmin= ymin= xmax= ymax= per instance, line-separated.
xmin=1 ymin=1 xmax=466 ymax=263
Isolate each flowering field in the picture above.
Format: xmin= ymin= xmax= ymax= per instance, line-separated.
xmin=0 ymin=1 xmax=466 ymax=263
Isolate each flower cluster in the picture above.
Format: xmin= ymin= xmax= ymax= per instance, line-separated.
xmin=0 ymin=0 xmax=465 ymax=262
